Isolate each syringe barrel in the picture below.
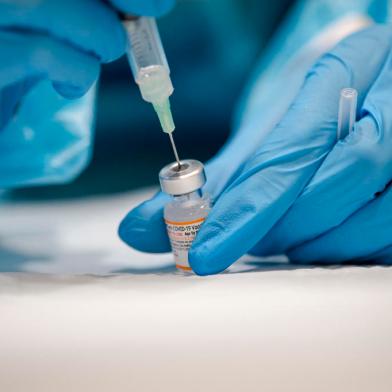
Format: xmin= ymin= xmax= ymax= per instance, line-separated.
xmin=123 ymin=17 xmax=173 ymax=104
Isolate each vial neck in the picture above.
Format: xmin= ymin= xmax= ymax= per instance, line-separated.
xmin=173 ymin=190 xmax=202 ymax=202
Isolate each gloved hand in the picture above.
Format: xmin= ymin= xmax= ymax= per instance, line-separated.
xmin=0 ymin=0 xmax=174 ymax=130
xmin=119 ymin=25 xmax=392 ymax=274
xmin=0 ymin=0 xmax=173 ymax=187
xmin=285 ymin=181 xmax=392 ymax=265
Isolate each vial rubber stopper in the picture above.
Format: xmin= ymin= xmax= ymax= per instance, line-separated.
xmin=159 ymin=159 xmax=206 ymax=196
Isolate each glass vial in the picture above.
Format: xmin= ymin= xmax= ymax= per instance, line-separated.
xmin=159 ymin=160 xmax=210 ymax=272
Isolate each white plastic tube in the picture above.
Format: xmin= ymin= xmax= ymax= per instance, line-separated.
xmin=337 ymin=87 xmax=358 ymax=140
xmin=123 ymin=17 xmax=175 ymax=133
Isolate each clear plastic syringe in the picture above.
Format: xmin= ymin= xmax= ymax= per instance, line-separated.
xmin=123 ymin=16 xmax=181 ymax=167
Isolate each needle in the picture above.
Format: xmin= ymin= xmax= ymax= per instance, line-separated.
xmin=168 ymin=132 xmax=181 ymax=170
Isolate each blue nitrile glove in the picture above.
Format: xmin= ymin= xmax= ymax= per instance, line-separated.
xmin=196 ymin=24 xmax=392 ymax=272
xmin=286 ymin=181 xmax=392 ymax=265
xmin=119 ymin=24 xmax=392 ymax=274
xmin=247 ymin=24 xmax=392 ymax=262
xmin=0 ymin=0 xmax=174 ymax=128
xmin=0 ymin=0 xmax=173 ymax=188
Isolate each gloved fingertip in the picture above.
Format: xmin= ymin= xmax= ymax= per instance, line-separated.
xmin=150 ymin=0 xmax=175 ymax=17
xmin=111 ymin=0 xmax=175 ymax=17
xmin=118 ymin=209 xmax=170 ymax=253
xmin=118 ymin=211 xmax=136 ymax=244
xmin=189 ymin=246 xmax=229 ymax=276
xmin=52 ymin=82 xmax=87 ymax=99
xmin=118 ymin=193 xmax=171 ymax=253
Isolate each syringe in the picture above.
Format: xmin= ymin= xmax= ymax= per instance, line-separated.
xmin=122 ymin=16 xmax=181 ymax=167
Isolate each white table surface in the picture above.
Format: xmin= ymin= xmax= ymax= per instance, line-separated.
xmin=1 ymin=190 xmax=391 ymax=392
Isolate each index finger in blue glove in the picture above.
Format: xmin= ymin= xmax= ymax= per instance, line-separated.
xmin=188 ymin=25 xmax=392 ymax=276
xmin=0 ymin=0 xmax=125 ymax=62
xmin=118 ymin=191 xmax=171 ymax=253
xmin=109 ymin=0 xmax=175 ymax=17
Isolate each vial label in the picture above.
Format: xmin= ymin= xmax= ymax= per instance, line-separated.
xmin=165 ymin=217 xmax=205 ymax=271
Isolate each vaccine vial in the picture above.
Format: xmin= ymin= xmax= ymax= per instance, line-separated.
xmin=159 ymin=160 xmax=211 ymax=272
